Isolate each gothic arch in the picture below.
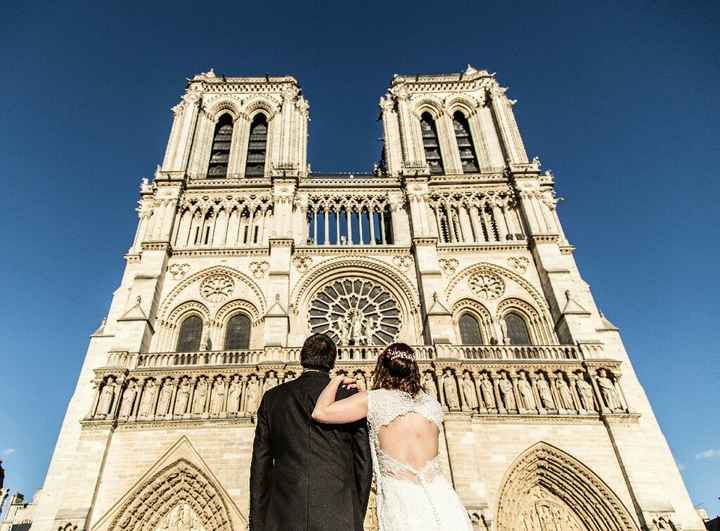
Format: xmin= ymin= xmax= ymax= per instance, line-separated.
xmin=290 ymin=257 xmax=422 ymax=343
xmin=497 ymin=297 xmax=554 ymax=344
xmin=496 ymin=442 xmax=639 ymax=531
xmin=412 ymin=97 xmax=444 ymax=119
xmin=444 ymin=95 xmax=480 ymax=117
xmin=207 ymin=98 xmax=242 ymax=121
xmin=242 ymin=96 xmax=279 ymax=121
xmin=452 ymin=298 xmax=495 ymax=343
xmin=215 ymin=298 xmax=261 ymax=325
xmin=158 ymin=265 xmax=267 ymax=320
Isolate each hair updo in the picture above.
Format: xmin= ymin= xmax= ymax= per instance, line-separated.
xmin=371 ymin=342 xmax=421 ymax=396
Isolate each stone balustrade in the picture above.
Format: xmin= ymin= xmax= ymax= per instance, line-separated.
xmin=85 ymin=355 xmax=630 ymax=426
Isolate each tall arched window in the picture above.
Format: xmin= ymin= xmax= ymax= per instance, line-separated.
xmin=459 ymin=313 xmax=483 ymax=344
xmin=420 ymin=113 xmax=444 ymax=175
xmin=453 ymin=112 xmax=479 ymax=172
xmin=177 ymin=315 xmax=203 ymax=352
xmin=208 ymin=114 xmax=233 ymax=177
xmin=245 ymin=114 xmax=268 ymax=176
xmin=505 ymin=312 xmax=531 ymax=345
xmin=225 ymin=314 xmax=251 ymax=349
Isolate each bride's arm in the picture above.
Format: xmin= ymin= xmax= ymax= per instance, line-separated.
xmin=312 ymin=376 xmax=368 ymax=424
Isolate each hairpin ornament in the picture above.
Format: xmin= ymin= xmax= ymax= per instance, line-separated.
xmin=386 ymin=347 xmax=415 ymax=361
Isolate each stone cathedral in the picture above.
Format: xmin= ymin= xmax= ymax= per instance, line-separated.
xmin=28 ymin=66 xmax=703 ymax=531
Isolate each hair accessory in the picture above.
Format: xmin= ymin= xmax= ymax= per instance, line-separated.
xmin=386 ymin=346 xmax=415 ymax=361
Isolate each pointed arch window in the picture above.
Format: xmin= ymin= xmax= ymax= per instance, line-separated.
xmin=208 ymin=114 xmax=233 ymax=177
xmin=245 ymin=114 xmax=268 ymax=177
xmin=453 ymin=112 xmax=479 ymax=172
xmin=420 ymin=113 xmax=444 ymax=175
xmin=225 ymin=314 xmax=251 ymax=349
xmin=459 ymin=313 xmax=483 ymax=345
xmin=176 ymin=315 xmax=203 ymax=352
xmin=505 ymin=312 xmax=531 ymax=345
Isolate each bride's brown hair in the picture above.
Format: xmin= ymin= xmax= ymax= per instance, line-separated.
xmin=371 ymin=342 xmax=421 ymax=396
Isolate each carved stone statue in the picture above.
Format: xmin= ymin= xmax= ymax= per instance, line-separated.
xmin=119 ymin=382 xmax=137 ymax=418
xmin=597 ymin=369 xmax=622 ymax=412
xmin=461 ymin=373 xmax=478 ymax=411
xmin=157 ymin=380 xmax=174 ymax=417
xmin=442 ymin=370 xmax=460 ymax=410
xmin=576 ymin=378 xmax=595 ymax=412
xmin=210 ymin=377 xmax=226 ymax=416
xmin=337 ymin=317 xmax=351 ymax=346
xmin=555 ymin=376 xmax=575 ymax=412
xmin=479 ymin=373 xmax=496 ymax=410
xmin=175 ymin=377 xmax=191 ymax=415
xmin=192 ymin=377 xmax=209 ymax=414
xmin=263 ymin=371 xmax=279 ymax=394
xmin=535 ymin=374 xmax=554 ymax=410
xmin=498 ymin=374 xmax=516 ymax=411
xmin=138 ymin=380 xmax=157 ymax=418
xmin=517 ymin=373 xmax=535 ymax=412
xmin=97 ymin=380 xmax=115 ymax=416
xmin=350 ymin=310 xmax=364 ymax=344
xmin=422 ymin=372 xmax=438 ymax=400
xmin=363 ymin=316 xmax=375 ymax=345
xmin=244 ymin=375 xmax=261 ymax=415
xmin=227 ymin=376 xmax=243 ymax=414
xmin=498 ymin=315 xmax=510 ymax=345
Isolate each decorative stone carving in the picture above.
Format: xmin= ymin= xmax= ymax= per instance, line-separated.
xmin=355 ymin=371 xmax=368 ymax=391
xmin=309 ymin=278 xmax=401 ymax=346
xmin=249 ymin=261 xmax=269 ymax=279
xmin=174 ymin=377 xmax=191 ymax=415
xmin=156 ymin=379 xmax=174 ymax=417
xmin=209 ymin=376 xmax=226 ymax=416
xmin=263 ymin=371 xmax=279 ymax=394
xmin=138 ymin=380 xmax=157 ymax=419
xmin=422 ymin=372 xmax=438 ymax=400
xmin=168 ymin=263 xmax=190 ymax=280
xmin=478 ymin=373 xmax=496 ymax=410
xmin=227 ymin=376 xmax=243 ymax=414
xmin=507 ymin=256 xmax=529 ymax=273
xmin=119 ymin=382 xmax=137 ymax=418
xmin=469 ymin=272 xmax=505 ymax=299
xmin=392 ymin=255 xmax=412 ymax=272
xmin=200 ymin=274 xmax=234 ymax=302
xmin=244 ymin=375 xmax=261 ymax=415
xmin=597 ymin=369 xmax=623 ymax=412
xmin=535 ymin=374 xmax=555 ymax=410
xmin=461 ymin=372 xmax=478 ymax=411
xmin=442 ymin=369 xmax=460 ymax=410
xmin=439 ymin=258 xmax=459 ymax=276
xmin=517 ymin=373 xmax=536 ymax=412
xmin=158 ymin=503 xmax=207 ymax=531
xmin=576 ymin=377 xmax=596 ymax=413
xmin=293 ymin=255 xmax=313 ymax=273
xmin=555 ymin=376 xmax=575 ymax=412
xmin=97 ymin=379 xmax=115 ymax=417
xmin=498 ymin=373 xmax=516 ymax=411
xmin=193 ymin=377 xmax=209 ymax=414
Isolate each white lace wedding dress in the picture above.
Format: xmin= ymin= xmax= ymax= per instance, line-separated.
xmin=367 ymin=388 xmax=473 ymax=531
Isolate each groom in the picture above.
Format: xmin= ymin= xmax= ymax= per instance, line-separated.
xmin=249 ymin=333 xmax=372 ymax=531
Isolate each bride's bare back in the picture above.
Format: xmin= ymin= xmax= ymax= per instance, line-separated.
xmin=378 ymin=413 xmax=439 ymax=472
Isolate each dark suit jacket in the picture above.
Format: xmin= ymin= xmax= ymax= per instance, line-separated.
xmin=249 ymin=370 xmax=372 ymax=531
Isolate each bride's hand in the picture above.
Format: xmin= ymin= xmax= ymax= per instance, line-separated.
xmin=335 ymin=375 xmax=358 ymax=389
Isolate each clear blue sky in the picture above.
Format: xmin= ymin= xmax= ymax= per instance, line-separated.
xmin=1 ymin=0 xmax=718 ymax=517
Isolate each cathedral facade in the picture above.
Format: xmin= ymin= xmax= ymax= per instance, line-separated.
xmin=30 ymin=67 xmax=703 ymax=531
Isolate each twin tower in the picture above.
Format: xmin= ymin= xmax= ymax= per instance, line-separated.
xmin=26 ymin=67 xmax=703 ymax=531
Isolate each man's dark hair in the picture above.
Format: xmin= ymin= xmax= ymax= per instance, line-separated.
xmin=300 ymin=333 xmax=337 ymax=371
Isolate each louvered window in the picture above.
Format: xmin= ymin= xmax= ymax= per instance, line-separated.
xmin=225 ymin=314 xmax=251 ymax=349
xmin=176 ymin=315 xmax=203 ymax=352
xmin=506 ymin=312 xmax=531 ymax=345
xmin=208 ymin=114 xmax=233 ymax=177
xmin=420 ymin=113 xmax=444 ymax=175
xmin=459 ymin=313 xmax=483 ymax=344
xmin=453 ymin=112 xmax=479 ymax=172
xmin=245 ymin=114 xmax=268 ymax=176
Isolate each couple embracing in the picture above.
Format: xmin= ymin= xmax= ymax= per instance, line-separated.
xmin=249 ymin=334 xmax=472 ymax=531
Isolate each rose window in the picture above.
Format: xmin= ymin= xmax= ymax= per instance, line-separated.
xmin=200 ymin=274 xmax=234 ymax=302
xmin=309 ymin=278 xmax=401 ymax=346
xmin=469 ymin=272 xmax=505 ymax=299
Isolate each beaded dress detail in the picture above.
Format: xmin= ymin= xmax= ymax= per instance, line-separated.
xmin=367 ymin=389 xmax=473 ymax=531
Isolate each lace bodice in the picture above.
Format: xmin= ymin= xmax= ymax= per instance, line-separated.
xmin=367 ymin=389 xmax=443 ymax=432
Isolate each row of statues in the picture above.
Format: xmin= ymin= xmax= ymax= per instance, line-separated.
xmin=90 ymin=370 xmax=294 ymax=421
xmin=89 ymin=365 xmax=625 ymax=423
xmin=421 ymin=367 xmax=625 ymax=415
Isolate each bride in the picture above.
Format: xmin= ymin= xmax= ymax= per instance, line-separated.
xmin=312 ymin=342 xmax=473 ymax=531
